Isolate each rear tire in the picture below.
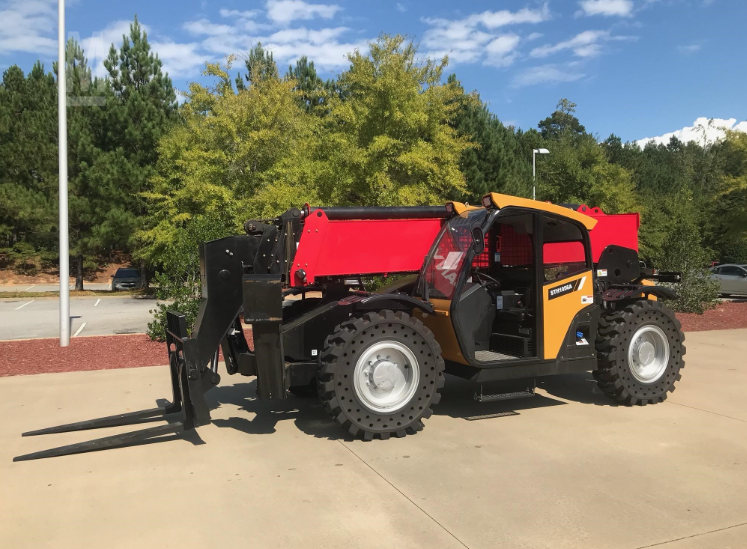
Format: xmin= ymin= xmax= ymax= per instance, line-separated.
xmin=594 ymin=300 xmax=685 ymax=405
xmin=318 ymin=310 xmax=445 ymax=440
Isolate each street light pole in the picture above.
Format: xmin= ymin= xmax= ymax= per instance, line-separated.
xmin=532 ymin=148 xmax=550 ymax=201
xmin=58 ymin=0 xmax=70 ymax=347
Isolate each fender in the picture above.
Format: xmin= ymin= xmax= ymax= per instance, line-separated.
xmin=602 ymin=284 xmax=678 ymax=302
xmin=339 ymin=292 xmax=435 ymax=315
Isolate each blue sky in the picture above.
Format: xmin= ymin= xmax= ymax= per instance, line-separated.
xmin=1 ymin=0 xmax=745 ymax=142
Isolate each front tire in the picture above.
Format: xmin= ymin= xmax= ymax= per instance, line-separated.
xmin=318 ymin=310 xmax=445 ymax=440
xmin=594 ymin=300 xmax=685 ymax=405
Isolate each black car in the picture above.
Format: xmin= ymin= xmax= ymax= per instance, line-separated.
xmin=111 ymin=268 xmax=142 ymax=291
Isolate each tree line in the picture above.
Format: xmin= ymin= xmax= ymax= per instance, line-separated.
xmin=1 ymin=19 xmax=746 ymax=318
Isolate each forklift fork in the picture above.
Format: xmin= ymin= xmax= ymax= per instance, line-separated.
xmin=14 ymin=313 xmax=214 ymax=462
xmin=15 ymin=236 xmax=287 ymax=462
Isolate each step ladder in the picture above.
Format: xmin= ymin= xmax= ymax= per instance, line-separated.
xmin=474 ymin=380 xmax=536 ymax=403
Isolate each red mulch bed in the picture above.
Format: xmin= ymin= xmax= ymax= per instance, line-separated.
xmin=0 ymin=329 xmax=254 ymax=377
xmin=1 ymin=304 xmax=746 ymax=377
xmin=676 ymin=300 xmax=747 ymax=332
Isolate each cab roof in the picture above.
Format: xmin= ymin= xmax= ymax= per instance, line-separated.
xmin=482 ymin=192 xmax=598 ymax=231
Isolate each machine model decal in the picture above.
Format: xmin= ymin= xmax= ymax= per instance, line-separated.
xmin=548 ymin=276 xmax=586 ymax=300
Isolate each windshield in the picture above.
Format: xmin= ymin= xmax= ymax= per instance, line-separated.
xmin=418 ymin=209 xmax=488 ymax=300
xmin=116 ymin=269 xmax=140 ymax=277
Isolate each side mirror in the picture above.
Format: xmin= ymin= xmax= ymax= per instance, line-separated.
xmin=472 ymin=227 xmax=485 ymax=254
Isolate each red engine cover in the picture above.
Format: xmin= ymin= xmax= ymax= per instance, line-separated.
xmin=291 ymin=210 xmax=445 ymax=285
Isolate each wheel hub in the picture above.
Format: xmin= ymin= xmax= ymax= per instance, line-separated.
xmin=636 ymin=341 xmax=655 ymax=365
xmin=628 ymin=325 xmax=670 ymax=384
xmin=367 ymin=358 xmax=399 ymax=392
xmin=353 ymin=341 xmax=420 ymax=413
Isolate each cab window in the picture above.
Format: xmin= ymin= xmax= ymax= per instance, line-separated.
xmin=542 ymin=216 xmax=589 ymax=282
xmin=420 ymin=210 xmax=488 ymax=300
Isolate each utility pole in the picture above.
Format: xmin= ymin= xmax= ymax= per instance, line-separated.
xmin=532 ymin=148 xmax=549 ymax=201
xmin=58 ymin=0 xmax=70 ymax=346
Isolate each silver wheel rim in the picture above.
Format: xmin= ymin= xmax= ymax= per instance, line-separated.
xmin=353 ymin=340 xmax=419 ymax=413
xmin=628 ymin=325 xmax=669 ymax=383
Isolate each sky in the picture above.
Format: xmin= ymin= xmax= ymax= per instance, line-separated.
xmin=1 ymin=0 xmax=745 ymax=144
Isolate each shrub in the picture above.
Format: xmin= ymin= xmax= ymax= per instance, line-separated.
xmin=656 ymin=221 xmax=719 ymax=314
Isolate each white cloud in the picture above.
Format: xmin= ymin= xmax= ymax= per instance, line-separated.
xmin=0 ymin=0 xmax=57 ymax=56
xmin=421 ymin=3 xmax=549 ymax=66
xmin=82 ymin=20 xmax=205 ymax=79
xmin=396 ymin=3 xmax=407 ymax=13
xmin=577 ymin=0 xmax=634 ymax=17
xmin=484 ymin=34 xmax=521 ymax=67
xmin=265 ymin=0 xmax=342 ymax=25
xmin=678 ymin=43 xmax=702 ymax=53
xmin=150 ymin=41 xmax=207 ymax=78
xmin=530 ymin=29 xmax=635 ymax=59
xmin=636 ymin=118 xmax=747 ymax=148
xmin=511 ymin=64 xmax=585 ymax=87
xmin=183 ymin=19 xmax=234 ymax=37
xmin=219 ymin=9 xmax=260 ymax=19
xmin=526 ymin=32 xmax=544 ymax=41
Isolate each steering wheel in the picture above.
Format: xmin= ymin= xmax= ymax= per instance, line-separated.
xmin=472 ymin=271 xmax=501 ymax=291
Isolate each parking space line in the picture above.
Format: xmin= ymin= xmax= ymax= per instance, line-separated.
xmin=15 ymin=300 xmax=34 ymax=310
xmin=73 ymin=322 xmax=86 ymax=337
xmin=25 ymin=285 xmax=36 ymax=291
xmin=94 ymin=299 xmax=101 ymax=307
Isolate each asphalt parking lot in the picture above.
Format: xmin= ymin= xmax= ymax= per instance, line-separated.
xmin=0 ymin=296 xmax=158 ymax=340
xmin=0 ymin=283 xmax=111 ymax=292
xmin=1 ymin=328 xmax=745 ymax=549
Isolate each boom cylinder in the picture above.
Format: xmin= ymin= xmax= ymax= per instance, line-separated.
xmin=304 ymin=205 xmax=450 ymax=220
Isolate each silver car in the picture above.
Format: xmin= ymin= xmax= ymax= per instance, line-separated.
xmin=710 ymin=264 xmax=747 ymax=296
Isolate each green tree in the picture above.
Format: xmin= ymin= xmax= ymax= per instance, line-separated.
xmin=235 ymin=42 xmax=278 ymax=90
xmin=286 ymin=56 xmax=328 ymax=112
xmin=0 ymin=63 xmax=57 ymax=261
xmin=535 ymin=133 xmax=638 ymax=214
xmin=103 ymin=16 xmax=177 ymax=284
xmin=448 ymin=74 xmax=529 ymax=202
xmin=55 ymin=38 xmax=112 ymax=289
xmin=538 ymin=98 xmax=586 ymax=140
xmin=140 ymin=59 xmax=322 ymax=261
xmin=321 ymin=34 xmax=471 ymax=206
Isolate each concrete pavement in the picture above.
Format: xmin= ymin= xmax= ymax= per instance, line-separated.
xmin=0 ymin=296 xmax=159 ymax=340
xmin=1 ymin=329 xmax=746 ymax=549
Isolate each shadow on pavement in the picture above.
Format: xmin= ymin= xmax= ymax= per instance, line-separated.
xmin=202 ymin=371 xmax=613 ymax=440
xmin=538 ymin=372 xmax=617 ymax=407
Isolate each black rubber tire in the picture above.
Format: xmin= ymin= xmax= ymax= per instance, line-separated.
xmin=318 ymin=310 xmax=445 ymax=440
xmin=594 ymin=300 xmax=685 ymax=405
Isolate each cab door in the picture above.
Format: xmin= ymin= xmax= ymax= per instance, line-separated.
xmin=540 ymin=214 xmax=595 ymax=360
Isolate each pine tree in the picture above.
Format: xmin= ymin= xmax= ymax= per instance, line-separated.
xmin=235 ymin=43 xmax=278 ymax=90
xmin=448 ymin=74 xmax=529 ymax=202
xmin=286 ymin=56 xmax=327 ymax=112
xmin=103 ymin=16 xmax=177 ymax=285
xmin=0 ymin=63 xmax=57 ymax=257
xmin=538 ymin=98 xmax=586 ymax=140
xmin=54 ymin=38 xmax=110 ymax=289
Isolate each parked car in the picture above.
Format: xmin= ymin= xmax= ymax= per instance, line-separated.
xmin=710 ymin=264 xmax=747 ymax=296
xmin=111 ymin=268 xmax=143 ymax=291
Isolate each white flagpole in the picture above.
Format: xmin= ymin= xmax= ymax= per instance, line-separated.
xmin=58 ymin=0 xmax=70 ymax=346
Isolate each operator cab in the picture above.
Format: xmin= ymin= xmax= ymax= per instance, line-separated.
xmin=415 ymin=205 xmax=594 ymax=367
